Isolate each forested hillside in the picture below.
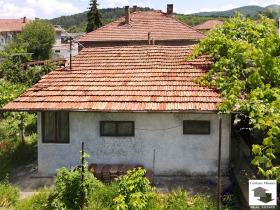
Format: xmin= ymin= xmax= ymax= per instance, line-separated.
xmin=191 ymin=4 xmax=280 ymax=17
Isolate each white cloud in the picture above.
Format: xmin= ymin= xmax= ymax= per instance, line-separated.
xmin=0 ymin=0 xmax=36 ymax=18
xmin=26 ymin=0 xmax=80 ymax=16
xmin=184 ymin=4 xmax=237 ymax=15
xmin=132 ymin=1 xmax=153 ymax=8
xmin=249 ymin=0 xmax=280 ymax=7
xmin=99 ymin=0 xmax=129 ymax=8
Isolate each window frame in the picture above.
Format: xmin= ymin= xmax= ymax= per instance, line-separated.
xmin=100 ymin=121 xmax=135 ymax=137
xmin=183 ymin=120 xmax=210 ymax=135
xmin=42 ymin=112 xmax=70 ymax=143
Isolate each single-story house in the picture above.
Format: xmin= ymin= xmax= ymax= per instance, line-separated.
xmin=2 ymin=45 xmax=231 ymax=176
xmin=78 ymin=5 xmax=206 ymax=49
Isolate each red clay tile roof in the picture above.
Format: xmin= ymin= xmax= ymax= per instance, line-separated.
xmin=0 ymin=18 xmax=33 ymax=32
xmin=0 ymin=18 xmax=61 ymax=32
xmin=193 ymin=20 xmax=224 ymax=31
xmin=79 ymin=11 xmax=206 ymax=42
xmin=2 ymin=45 xmax=221 ymax=112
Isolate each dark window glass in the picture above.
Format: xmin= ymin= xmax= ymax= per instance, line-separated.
xmin=57 ymin=112 xmax=69 ymax=142
xmin=44 ymin=112 xmax=55 ymax=142
xmin=102 ymin=122 xmax=117 ymax=136
xmin=43 ymin=112 xmax=69 ymax=143
xmin=118 ymin=122 xmax=134 ymax=136
xmin=183 ymin=120 xmax=210 ymax=135
xmin=101 ymin=121 xmax=134 ymax=136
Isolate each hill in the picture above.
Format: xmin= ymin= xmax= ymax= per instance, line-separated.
xmin=190 ymin=5 xmax=280 ymax=17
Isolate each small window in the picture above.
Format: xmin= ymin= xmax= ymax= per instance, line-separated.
xmin=183 ymin=120 xmax=210 ymax=135
xmin=42 ymin=112 xmax=69 ymax=143
xmin=100 ymin=121 xmax=134 ymax=136
xmin=55 ymin=50 xmax=60 ymax=53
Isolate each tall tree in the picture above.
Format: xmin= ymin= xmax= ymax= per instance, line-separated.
xmin=86 ymin=0 xmax=104 ymax=33
xmin=191 ymin=14 xmax=280 ymax=182
xmin=17 ymin=20 xmax=56 ymax=60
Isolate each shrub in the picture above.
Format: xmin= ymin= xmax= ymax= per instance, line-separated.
xmin=114 ymin=168 xmax=154 ymax=210
xmin=86 ymin=182 xmax=119 ymax=210
xmin=0 ymin=177 xmax=19 ymax=207
xmin=52 ymin=153 xmax=102 ymax=209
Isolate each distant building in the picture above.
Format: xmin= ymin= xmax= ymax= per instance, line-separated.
xmin=193 ymin=20 xmax=224 ymax=33
xmin=0 ymin=17 xmax=62 ymax=55
xmin=78 ymin=5 xmax=206 ymax=50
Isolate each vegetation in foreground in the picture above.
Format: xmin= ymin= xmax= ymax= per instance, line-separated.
xmin=191 ymin=13 xmax=280 ymax=182
xmin=0 ymin=152 xmax=226 ymax=209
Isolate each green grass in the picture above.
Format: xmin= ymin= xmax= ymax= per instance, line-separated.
xmin=0 ymin=178 xmax=20 ymax=207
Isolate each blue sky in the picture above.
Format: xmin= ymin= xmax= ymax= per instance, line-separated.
xmin=1 ymin=0 xmax=280 ymax=19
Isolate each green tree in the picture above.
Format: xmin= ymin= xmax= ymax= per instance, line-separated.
xmin=86 ymin=0 xmax=104 ymax=33
xmin=17 ymin=20 xmax=56 ymax=60
xmin=191 ymin=14 xmax=280 ymax=182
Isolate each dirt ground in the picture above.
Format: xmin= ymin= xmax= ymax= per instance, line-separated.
xmin=9 ymin=161 xmax=54 ymax=200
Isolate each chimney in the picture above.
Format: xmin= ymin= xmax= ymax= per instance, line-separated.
xmin=125 ymin=6 xmax=130 ymax=25
xmin=23 ymin=16 xmax=26 ymax=23
xmin=133 ymin=5 xmax=138 ymax=12
xmin=148 ymin=32 xmax=151 ymax=45
xmin=167 ymin=4 xmax=173 ymax=16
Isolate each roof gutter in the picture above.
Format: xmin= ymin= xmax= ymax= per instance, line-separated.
xmin=0 ymin=109 xmax=237 ymax=114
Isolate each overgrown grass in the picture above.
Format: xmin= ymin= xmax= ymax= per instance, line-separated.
xmin=15 ymin=187 xmax=55 ymax=210
xmin=0 ymin=177 xmax=20 ymax=208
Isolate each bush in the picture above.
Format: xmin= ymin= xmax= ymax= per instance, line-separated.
xmin=52 ymin=153 xmax=103 ymax=209
xmin=15 ymin=187 xmax=55 ymax=210
xmin=114 ymin=168 xmax=154 ymax=210
xmin=0 ymin=177 xmax=19 ymax=207
xmin=86 ymin=182 xmax=119 ymax=210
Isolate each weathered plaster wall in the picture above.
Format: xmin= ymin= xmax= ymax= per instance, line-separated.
xmin=37 ymin=112 xmax=231 ymax=176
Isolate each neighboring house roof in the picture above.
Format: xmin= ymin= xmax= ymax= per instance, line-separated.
xmin=78 ymin=11 xmax=206 ymax=42
xmin=0 ymin=17 xmax=33 ymax=32
xmin=20 ymin=58 xmax=67 ymax=67
xmin=2 ymin=45 xmax=221 ymax=112
xmin=193 ymin=20 xmax=224 ymax=31
xmin=0 ymin=17 xmax=61 ymax=32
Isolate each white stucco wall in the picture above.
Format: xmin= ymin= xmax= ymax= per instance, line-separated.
xmin=0 ymin=32 xmax=15 ymax=50
xmin=37 ymin=112 xmax=231 ymax=176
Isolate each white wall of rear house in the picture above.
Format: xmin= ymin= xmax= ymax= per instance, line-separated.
xmin=37 ymin=112 xmax=231 ymax=176
xmin=0 ymin=32 xmax=15 ymax=50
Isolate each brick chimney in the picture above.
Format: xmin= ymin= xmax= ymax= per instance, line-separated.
xmin=23 ymin=16 xmax=26 ymax=23
xmin=133 ymin=5 xmax=137 ymax=12
xmin=125 ymin=6 xmax=130 ymax=25
xmin=167 ymin=4 xmax=173 ymax=16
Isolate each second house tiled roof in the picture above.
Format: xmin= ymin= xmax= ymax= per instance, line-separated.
xmin=79 ymin=11 xmax=206 ymax=42
xmin=2 ymin=45 xmax=221 ymax=112
xmin=193 ymin=20 xmax=224 ymax=31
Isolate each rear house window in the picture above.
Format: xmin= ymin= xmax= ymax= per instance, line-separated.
xmin=100 ymin=121 xmax=134 ymax=136
xmin=42 ymin=112 xmax=69 ymax=143
xmin=183 ymin=120 xmax=210 ymax=135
